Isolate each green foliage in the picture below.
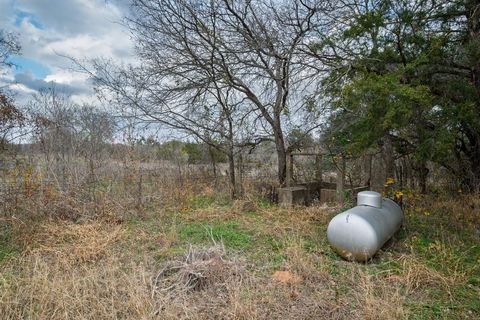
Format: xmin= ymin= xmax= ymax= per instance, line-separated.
xmin=330 ymin=72 xmax=434 ymax=156
xmin=156 ymin=140 xmax=226 ymax=164
xmin=156 ymin=140 xmax=186 ymax=161
xmin=181 ymin=142 xmax=202 ymax=164
xmin=178 ymin=221 xmax=252 ymax=249
xmin=286 ymin=128 xmax=315 ymax=151
xmin=324 ymin=0 xmax=480 ymax=188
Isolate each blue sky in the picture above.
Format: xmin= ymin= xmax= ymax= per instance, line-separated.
xmin=14 ymin=10 xmax=44 ymax=29
xmin=10 ymin=56 xmax=50 ymax=78
xmin=0 ymin=0 xmax=134 ymax=104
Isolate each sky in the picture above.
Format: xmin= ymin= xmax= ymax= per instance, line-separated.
xmin=0 ymin=0 xmax=134 ymax=105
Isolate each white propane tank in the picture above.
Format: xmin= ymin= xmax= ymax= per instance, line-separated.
xmin=327 ymin=191 xmax=403 ymax=261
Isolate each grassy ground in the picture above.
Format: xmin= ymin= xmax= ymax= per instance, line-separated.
xmin=0 ymin=188 xmax=479 ymax=319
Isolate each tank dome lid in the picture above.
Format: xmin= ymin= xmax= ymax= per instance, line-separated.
xmin=357 ymin=191 xmax=382 ymax=208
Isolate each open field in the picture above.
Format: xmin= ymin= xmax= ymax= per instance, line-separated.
xmin=1 ymin=183 xmax=479 ymax=319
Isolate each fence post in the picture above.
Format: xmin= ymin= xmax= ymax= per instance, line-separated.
xmin=286 ymin=152 xmax=294 ymax=187
xmin=315 ymin=154 xmax=323 ymax=184
xmin=336 ymin=155 xmax=345 ymax=205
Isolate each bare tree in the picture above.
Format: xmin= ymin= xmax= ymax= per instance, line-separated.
xmin=76 ymin=104 xmax=116 ymax=187
xmin=83 ymin=0 xmax=331 ymax=186
xmin=0 ymin=30 xmax=20 ymax=69
xmin=0 ymin=30 xmax=24 ymax=149
xmin=0 ymin=94 xmax=24 ymax=149
xmin=31 ymin=87 xmax=79 ymax=185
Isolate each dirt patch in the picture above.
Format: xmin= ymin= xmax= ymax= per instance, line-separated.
xmin=272 ymin=271 xmax=302 ymax=284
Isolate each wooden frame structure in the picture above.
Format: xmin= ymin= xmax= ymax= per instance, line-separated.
xmin=279 ymin=151 xmax=368 ymax=206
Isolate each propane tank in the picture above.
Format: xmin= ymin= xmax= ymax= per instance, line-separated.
xmin=327 ymin=191 xmax=403 ymax=261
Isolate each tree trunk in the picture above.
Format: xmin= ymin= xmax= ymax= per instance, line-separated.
xmin=363 ymin=153 xmax=372 ymax=187
xmin=315 ymin=154 xmax=323 ymax=183
xmin=336 ymin=155 xmax=345 ymax=205
xmin=273 ymin=123 xmax=287 ymax=186
xmin=382 ymin=137 xmax=395 ymax=183
xmin=208 ymin=146 xmax=217 ymax=186
xmin=237 ymin=152 xmax=244 ymax=197
xmin=227 ymin=151 xmax=237 ymax=199
xmin=286 ymin=152 xmax=294 ymax=187
xmin=467 ymin=145 xmax=480 ymax=192
xmin=418 ymin=165 xmax=429 ymax=194
xmin=412 ymin=160 xmax=429 ymax=194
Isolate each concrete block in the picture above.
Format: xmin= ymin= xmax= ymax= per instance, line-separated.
xmin=278 ymin=186 xmax=308 ymax=206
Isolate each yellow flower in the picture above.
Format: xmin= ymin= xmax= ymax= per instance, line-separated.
xmin=395 ymin=191 xmax=404 ymax=198
xmin=385 ymin=177 xmax=395 ymax=186
xmin=424 ymin=211 xmax=430 ymax=216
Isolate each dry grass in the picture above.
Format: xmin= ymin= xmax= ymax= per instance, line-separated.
xmin=355 ymin=271 xmax=408 ymax=320
xmin=28 ymin=221 xmax=124 ymax=266
xmin=0 ymin=176 xmax=479 ymax=319
xmin=0 ymin=254 xmax=155 ymax=319
xmin=0 ymin=220 xmax=154 ymax=319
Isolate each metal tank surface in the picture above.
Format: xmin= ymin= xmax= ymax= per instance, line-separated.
xmin=327 ymin=191 xmax=403 ymax=262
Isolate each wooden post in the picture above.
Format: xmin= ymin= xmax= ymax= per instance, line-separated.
xmin=286 ymin=152 xmax=294 ymax=187
xmin=237 ymin=152 xmax=244 ymax=196
xmin=315 ymin=154 xmax=323 ymax=183
xmin=336 ymin=155 xmax=345 ymax=205
xmin=363 ymin=153 xmax=372 ymax=188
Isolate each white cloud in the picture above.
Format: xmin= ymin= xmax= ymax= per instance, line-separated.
xmin=1 ymin=0 xmax=136 ymax=104
xmin=70 ymin=93 xmax=100 ymax=105
xmin=10 ymin=82 xmax=37 ymax=94
xmin=44 ymin=69 xmax=89 ymax=85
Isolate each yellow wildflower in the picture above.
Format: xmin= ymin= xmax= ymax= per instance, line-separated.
xmin=384 ymin=177 xmax=395 ymax=186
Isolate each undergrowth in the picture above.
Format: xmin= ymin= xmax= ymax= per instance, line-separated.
xmin=0 ymin=180 xmax=479 ymax=319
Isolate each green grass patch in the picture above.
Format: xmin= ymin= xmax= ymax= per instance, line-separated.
xmin=186 ymin=193 xmax=232 ymax=210
xmin=178 ymin=221 xmax=251 ymax=249
xmin=0 ymin=225 xmax=16 ymax=264
xmin=256 ymin=196 xmax=274 ymax=208
xmin=187 ymin=194 xmax=216 ymax=209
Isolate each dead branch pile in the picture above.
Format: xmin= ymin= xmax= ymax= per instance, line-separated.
xmin=151 ymin=244 xmax=245 ymax=306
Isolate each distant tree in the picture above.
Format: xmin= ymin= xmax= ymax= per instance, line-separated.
xmin=156 ymin=140 xmax=188 ymax=163
xmin=287 ymin=128 xmax=316 ymax=152
xmin=30 ymin=87 xmax=78 ymax=183
xmin=76 ymin=104 xmax=116 ymax=184
xmin=182 ymin=143 xmax=204 ymax=165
